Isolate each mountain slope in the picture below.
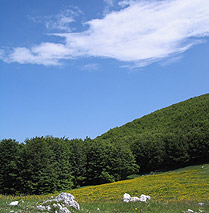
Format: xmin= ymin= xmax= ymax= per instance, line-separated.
xmin=98 ymin=93 xmax=209 ymax=140
xmin=96 ymin=93 xmax=209 ymax=172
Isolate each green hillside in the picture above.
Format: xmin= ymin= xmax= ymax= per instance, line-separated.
xmin=98 ymin=93 xmax=209 ymax=139
xmin=96 ymin=93 xmax=209 ymax=172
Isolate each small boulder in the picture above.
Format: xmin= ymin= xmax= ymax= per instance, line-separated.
xmin=9 ymin=201 xmax=18 ymax=206
xmin=122 ymin=193 xmax=131 ymax=203
xmin=122 ymin=193 xmax=151 ymax=203
xmin=139 ymin=194 xmax=151 ymax=202
xmin=40 ymin=192 xmax=80 ymax=211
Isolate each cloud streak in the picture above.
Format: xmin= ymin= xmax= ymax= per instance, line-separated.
xmin=4 ymin=43 xmax=71 ymax=66
xmin=3 ymin=0 xmax=209 ymax=67
xmin=45 ymin=7 xmax=83 ymax=32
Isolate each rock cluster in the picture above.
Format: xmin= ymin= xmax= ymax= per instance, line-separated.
xmin=122 ymin=193 xmax=151 ymax=203
xmin=37 ymin=192 xmax=80 ymax=212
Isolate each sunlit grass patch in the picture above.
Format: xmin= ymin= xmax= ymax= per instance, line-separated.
xmin=67 ymin=164 xmax=209 ymax=203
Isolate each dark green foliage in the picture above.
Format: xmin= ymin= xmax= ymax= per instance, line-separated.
xmin=18 ymin=137 xmax=60 ymax=194
xmin=187 ymin=128 xmax=209 ymax=163
xmin=131 ymin=133 xmax=167 ymax=172
xmin=85 ymin=138 xmax=139 ymax=185
xmin=164 ymin=133 xmax=190 ymax=167
xmin=0 ymin=139 xmax=22 ymax=194
xmin=44 ymin=136 xmax=73 ymax=192
xmin=0 ymin=136 xmax=138 ymax=194
xmin=0 ymin=137 xmax=74 ymax=195
xmin=68 ymin=139 xmax=87 ymax=187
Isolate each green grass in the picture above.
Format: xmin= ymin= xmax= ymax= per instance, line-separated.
xmin=0 ymin=198 xmax=42 ymax=212
xmin=80 ymin=201 xmax=209 ymax=213
xmin=0 ymin=164 xmax=209 ymax=212
xmin=0 ymin=198 xmax=208 ymax=213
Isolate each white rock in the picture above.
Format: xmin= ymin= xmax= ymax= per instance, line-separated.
xmin=187 ymin=209 xmax=194 ymax=212
xmin=53 ymin=203 xmax=58 ymax=208
xmin=60 ymin=207 xmax=71 ymax=213
xmin=139 ymin=194 xmax=151 ymax=202
xmin=130 ymin=197 xmax=140 ymax=202
xmin=122 ymin=193 xmax=131 ymax=203
xmin=37 ymin=205 xmax=46 ymax=210
xmin=9 ymin=201 xmax=18 ymax=206
xmin=122 ymin=193 xmax=151 ymax=203
xmin=57 ymin=203 xmax=63 ymax=209
xmin=43 ymin=192 xmax=80 ymax=210
xmin=53 ymin=203 xmax=68 ymax=212
xmin=198 ymin=202 xmax=204 ymax=206
xmin=46 ymin=205 xmax=51 ymax=211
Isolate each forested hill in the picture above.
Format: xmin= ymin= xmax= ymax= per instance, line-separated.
xmin=96 ymin=93 xmax=209 ymax=172
xmin=97 ymin=93 xmax=209 ymax=141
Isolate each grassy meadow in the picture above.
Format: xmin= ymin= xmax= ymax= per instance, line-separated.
xmin=0 ymin=164 xmax=209 ymax=212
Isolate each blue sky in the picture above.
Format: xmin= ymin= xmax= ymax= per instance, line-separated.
xmin=0 ymin=0 xmax=209 ymax=142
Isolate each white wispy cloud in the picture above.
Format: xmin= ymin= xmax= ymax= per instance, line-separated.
xmin=45 ymin=7 xmax=83 ymax=32
xmin=46 ymin=16 xmax=74 ymax=32
xmin=3 ymin=0 xmax=209 ymax=67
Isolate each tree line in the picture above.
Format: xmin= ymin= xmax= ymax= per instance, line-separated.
xmin=1 ymin=130 xmax=208 ymax=195
xmin=0 ymin=136 xmax=138 ymax=195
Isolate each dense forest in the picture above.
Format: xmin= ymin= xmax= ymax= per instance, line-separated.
xmin=0 ymin=137 xmax=138 ymax=195
xmin=0 ymin=94 xmax=209 ymax=195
